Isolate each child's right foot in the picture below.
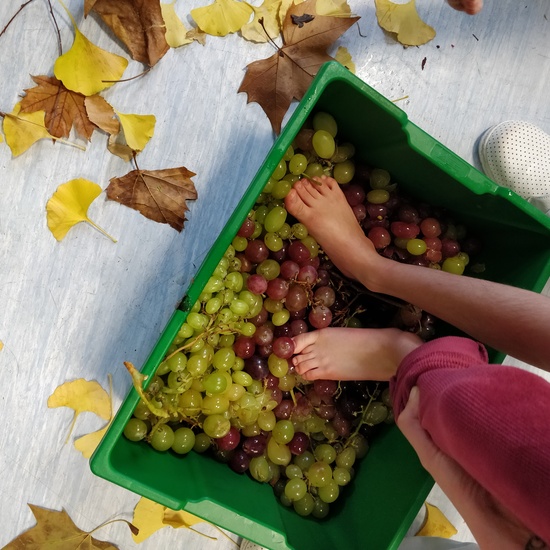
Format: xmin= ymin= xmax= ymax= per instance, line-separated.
xmin=284 ymin=176 xmax=380 ymax=282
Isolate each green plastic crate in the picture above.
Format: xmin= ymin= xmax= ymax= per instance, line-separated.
xmin=91 ymin=62 xmax=550 ymax=550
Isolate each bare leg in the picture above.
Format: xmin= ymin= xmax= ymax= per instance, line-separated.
xmin=292 ymin=327 xmax=422 ymax=381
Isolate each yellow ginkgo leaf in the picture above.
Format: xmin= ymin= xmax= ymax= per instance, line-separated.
xmin=335 ymin=46 xmax=355 ymax=73
xmin=116 ymin=111 xmax=156 ymax=152
xmin=191 ymin=0 xmax=254 ymax=36
xmin=375 ymin=0 xmax=435 ymax=46
xmin=46 ymin=179 xmax=117 ymax=242
xmin=161 ymin=1 xmax=193 ymax=47
xmin=279 ymin=0 xmax=302 ymax=25
xmin=241 ymin=0 xmax=282 ymax=43
xmin=316 ymin=0 xmax=351 ymax=16
xmin=54 ymin=1 xmax=128 ymax=95
xmin=163 ymin=509 xmax=206 ymax=528
xmin=416 ymin=502 xmax=458 ymax=538
xmin=48 ymin=378 xmax=112 ymax=443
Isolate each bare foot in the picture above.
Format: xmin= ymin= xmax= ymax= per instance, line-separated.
xmin=284 ymin=176 xmax=379 ymax=282
xmin=291 ymin=327 xmax=422 ymax=381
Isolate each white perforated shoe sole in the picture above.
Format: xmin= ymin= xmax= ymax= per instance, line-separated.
xmin=478 ymin=121 xmax=550 ymax=215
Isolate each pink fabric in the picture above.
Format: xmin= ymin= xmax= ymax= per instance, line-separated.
xmin=390 ymin=336 xmax=550 ymax=544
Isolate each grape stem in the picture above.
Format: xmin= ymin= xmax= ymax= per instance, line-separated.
xmin=344 ymin=383 xmax=379 ymax=449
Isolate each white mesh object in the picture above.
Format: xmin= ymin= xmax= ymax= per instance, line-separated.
xmin=478 ymin=121 xmax=550 ymax=199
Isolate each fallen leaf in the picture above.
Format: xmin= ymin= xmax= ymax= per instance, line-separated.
xmin=186 ymin=27 xmax=208 ymax=45
xmin=84 ymin=0 xmax=100 ymax=16
xmin=316 ymin=0 xmax=351 ymax=16
xmin=54 ymin=3 xmax=128 ymax=95
xmin=85 ymin=95 xmax=120 ymax=135
xmin=416 ymin=502 xmax=458 ymax=538
xmin=115 ymin=111 xmax=156 ymax=152
xmin=0 ymin=341 xmax=4 ymax=351
xmin=191 ymin=0 xmax=254 ymax=37
xmin=2 ymin=103 xmax=56 ymax=157
xmin=107 ymin=132 xmax=135 ymax=162
xmin=20 ymin=75 xmax=96 ymax=140
xmin=334 ymin=45 xmax=355 ymax=72
xmin=241 ymin=0 xmax=283 ymax=43
xmin=3 ymin=504 xmax=135 ymax=549
xmin=106 ymin=167 xmax=198 ymax=231
xmin=46 ymin=179 xmax=117 ymax=243
xmin=74 ymin=374 xmax=113 ymax=458
xmin=238 ymin=0 xmax=359 ymax=132
xmin=374 ymin=0 xmax=435 ymax=46
xmin=161 ymin=1 xmax=193 ymax=47
xmin=88 ymin=0 xmax=170 ymax=66
xmin=48 ymin=378 xmax=112 ymax=442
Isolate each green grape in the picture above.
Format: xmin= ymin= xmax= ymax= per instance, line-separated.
xmin=442 ymin=256 xmax=465 ymax=275
xmin=284 ymin=478 xmax=307 ymax=501
xmin=188 ymin=337 xmax=205 ymax=353
xmin=264 ymin=205 xmax=287 ymax=233
xmin=150 ymin=424 xmax=174 ymax=451
xmin=370 ymin=168 xmax=391 ymax=189
xmin=263 ymin=177 xmax=276 ymax=194
xmin=223 ymin=383 xmax=245 ymax=402
xmin=283 ymin=174 xmax=300 ymax=184
xmin=271 ymin=179 xmax=292 ymax=199
xmin=273 ymin=420 xmax=295 ymax=444
xmin=256 ymin=259 xmax=280 ymax=280
xmin=190 ymin=300 xmax=201 ymax=313
xmin=239 ymin=322 xmax=256 ymax=337
xmin=314 ymin=443 xmax=336 ymax=464
xmin=291 ymin=223 xmax=308 ymax=239
xmin=313 ymin=112 xmax=337 ymax=137
xmin=285 ymin=464 xmax=303 ymax=479
xmin=230 ymin=299 xmax=250 ymax=316
xmin=194 ymin=343 xmax=214 ymax=363
xmin=366 ymin=189 xmax=390 ymax=204
xmin=278 ymin=373 xmax=296 ymax=392
xmin=278 ymin=223 xmax=291 ymax=239
xmin=267 ymin=436 xmax=292 ymax=466
xmin=364 ymin=401 xmax=388 ymax=425
xmin=294 ymin=450 xmax=315 ymax=472
xmin=202 ymin=414 xmax=231 ymax=438
xmin=348 ymin=434 xmax=369 ymax=458
xmin=258 ymin=410 xmax=277 ymax=431
xmin=264 ymin=232 xmax=284 ymax=252
xmin=333 ymin=467 xmax=351 ymax=486
xmin=202 ymin=395 xmax=230 ymax=415
xmin=272 ymin=309 xmax=290 ymax=326
xmin=232 ymin=370 xmax=253 ymax=387
xmin=198 ymin=291 xmax=212 ymax=304
xmin=166 ymin=352 xmax=187 ymax=373
xmin=171 ymin=427 xmax=195 ymax=454
xmin=155 ymin=360 xmax=171 ymax=376
xmin=305 ymin=162 xmax=324 ymax=178
xmin=318 ymin=479 xmax=339 ymax=503
xmin=457 ymin=251 xmax=470 ymax=265
xmin=312 ymin=130 xmax=336 ymax=159
xmin=336 ymin=447 xmax=356 ymax=469
xmin=272 ymin=160 xmax=287 ymax=181
xmin=167 ymin=371 xmax=191 ymax=392
xmin=177 ymin=322 xmax=194 ymax=339
xmin=293 ymin=493 xmax=315 ymax=516
xmin=203 ymin=276 xmax=224 ymax=294
xmin=133 ymin=400 xmax=152 ymax=421
xmin=203 ymin=371 xmax=228 ymax=394
xmin=333 ymin=160 xmax=355 ymax=184
xmin=254 ymin=205 xmax=269 ymax=223
xmin=212 ymin=348 xmax=236 ymax=371
xmin=232 ymin=235 xmax=248 ymax=252
xmin=322 ymin=423 xmax=338 ymax=441
xmin=280 ymin=493 xmax=292 ymax=507
xmin=331 ymin=142 xmax=355 ymax=163
xmin=301 ymin=235 xmax=319 ymax=258
xmin=283 ymin=145 xmax=294 ymax=161
xmin=306 ymin=461 xmax=332 ymax=487
xmin=191 ymin=378 xmax=205 ymax=392
xmin=186 ymin=312 xmax=208 ymax=331
xmin=406 ymin=238 xmax=428 ymax=256
xmin=213 ymin=266 xmax=227 ymax=280
xmin=224 ymin=244 xmax=235 ymax=259
xmin=304 ymin=413 xmax=325 ymax=433
xmin=146 ymin=375 xmax=164 ymax=393
xmin=218 ymin=333 xmax=235 ymax=348
xmin=268 ymin=354 xmax=289 ymax=377
xmin=288 ymin=154 xmax=308 ymax=175
xmin=178 ymin=389 xmax=202 ymax=415
xmin=233 ymin=357 xmax=245 ymax=371
xmin=394 ymin=237 xmax=409 ymax=249
xmin=312 ymin=497 xmax=330 ymax=519
xmin=241 ymin=422 xmax=261 ymax=437
xmin=193 ymin=432 xmax=212 ymax=453
xmin=124 ymin=418 xmax=148 ymax=441
xmin=217 ymin=307 xmax=235 ymax=325
xmin=264 ymin=298 xmax=283 ymax=313
xmin=225 ymin=271 xmax=244 ymax=292
xmin=250 ymin=456 xmax=271 ymax=483
xmin=248 ymin=380 xmax=264 ymax=395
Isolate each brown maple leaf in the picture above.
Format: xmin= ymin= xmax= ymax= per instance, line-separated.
xmin=2 ymin=504 xmax=135 ymax=549
xmin=87 ymin=0 xmax=169 ymax=66
xmin=85 ymin=95 xmax=120 ymax=135
xmin=19 ymin=75 xmax=97 ymax=140
xmin=106 ymin=167 xmax=198 ymax=231
xmin=238 ymin=0 xmax=359 ymax=133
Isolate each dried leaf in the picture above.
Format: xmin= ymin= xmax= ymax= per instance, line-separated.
xmin=89 ymin=0 xmax=170 ymax=66
xmin=107 ymin=132 xmax=134 ymax=161
xmin=316 ymin=0 xmax=351 ymax=16
xmin=106 ymin=167 xmax=198 ymax=231
xmin=20 ymin=75 xmax=96 ymax=140
xmin=46 ymin=179 xmax=117 ymax=243
xmin=115 ymin=111 xmax=156 ymax=152
xmin=2 ymin=504 xmax=134 ymax=549
xmin=85 ymin=95 xmax=120 ymax=135
xmin=48 ymin=378 xmax=112 ymax=442
xmin=161 ymin=1 xmax=193 ymax=47
xmin=186 ymin=27 xmax=208 ymax=45
xmin=238 ymin=0 xmax=359 ymax=132
xmin=2 ymin=103 xmax=56 ymax=157
xmin=416 ymin=502 xmax=458 ymax=538
xmin=374 ymin=0 xmax=435 ymax=46
xmin=334 ymin=46 xmax=355 ymax=72
xmin=191 ymin=0 xmax=254 ymax=37
xmin=241 ymin=0 xmax=283 ymax=43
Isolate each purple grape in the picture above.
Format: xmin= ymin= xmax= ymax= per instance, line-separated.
xmin=272 ymin=336 xmax=295 ymax=359
xmin=242 ymin=434 xmax=267 ymax=456
xmin=288 ymin=432 xmax=309 ymax=455
xmin=229 ymin=449 xmax=251 ymax=473
xmin=244 ymin=355 xmax=269 ymax=380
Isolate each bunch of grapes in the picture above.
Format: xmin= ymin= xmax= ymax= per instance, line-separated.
xmin=123 ymin=111 xmax=481 ymax=519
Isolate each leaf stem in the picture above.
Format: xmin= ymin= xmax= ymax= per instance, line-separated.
xmin=46 ymin=0 xmax=63 ymax=56
xmin=89 ymin=517 xmax=139 ymax=537
xmin=85 ymin=218 xmax=118 ymax=243
xmin=0 ymin=0 xmax=35 ymax=39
